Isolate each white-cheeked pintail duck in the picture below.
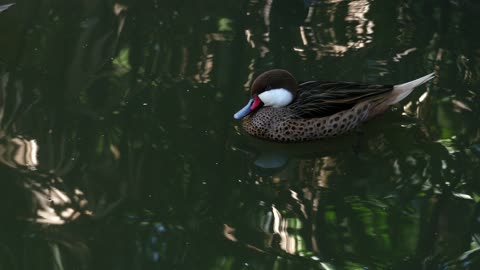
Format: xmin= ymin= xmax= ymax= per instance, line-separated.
xmin=234 ymin=69 xmax=435 ymax=142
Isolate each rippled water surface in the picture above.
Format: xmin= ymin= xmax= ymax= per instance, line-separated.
xmin=1 ymin=0 xmax=480 ymax=269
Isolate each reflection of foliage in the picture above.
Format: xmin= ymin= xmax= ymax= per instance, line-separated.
xmin=0 ymin=0 xmax=479 ymax=270
xmin=225 ymin=114 xmax=480 ymax=269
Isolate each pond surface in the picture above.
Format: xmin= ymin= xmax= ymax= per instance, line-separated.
xmin=1 ymin=0 xmax=480 ymax=269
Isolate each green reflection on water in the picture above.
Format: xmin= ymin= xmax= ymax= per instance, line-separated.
xmin=1 ymin=0 xmax=480 ymax=269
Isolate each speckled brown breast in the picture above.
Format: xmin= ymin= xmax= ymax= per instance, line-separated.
xmin=242 ymin=102 xmax=374 ymax=142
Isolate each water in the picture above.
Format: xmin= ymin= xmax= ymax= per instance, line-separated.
xmin=0 ymin=0 xmax=479 ymax=269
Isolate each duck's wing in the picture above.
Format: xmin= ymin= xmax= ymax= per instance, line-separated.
xmin=289 ymin=81 xmax=394 ymax=118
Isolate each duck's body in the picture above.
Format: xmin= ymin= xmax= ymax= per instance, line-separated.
xmin=242 ymin=100 xmax=370 ymax=142
xmin=234 ymin=70 xmax=435 ymax=143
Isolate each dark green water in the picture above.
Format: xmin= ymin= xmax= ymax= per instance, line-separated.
xmin=1 ymin=0 xmax=480 ymax=269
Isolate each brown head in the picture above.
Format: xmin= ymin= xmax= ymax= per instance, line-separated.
xmin=250 ymin=69 xmax=298 ymax=96
xmin=234 ymin=69 xmax=298 ymax=119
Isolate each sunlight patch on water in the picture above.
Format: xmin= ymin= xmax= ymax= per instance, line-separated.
xmin=0 ymin=137 xmax=39 ymax=170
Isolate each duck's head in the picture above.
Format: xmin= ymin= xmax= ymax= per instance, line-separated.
xmin=234 ymin=69 xmax=298 ymax=119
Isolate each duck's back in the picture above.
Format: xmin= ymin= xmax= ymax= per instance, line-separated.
xmin=290 ymin=81 xmax=394 ymax=119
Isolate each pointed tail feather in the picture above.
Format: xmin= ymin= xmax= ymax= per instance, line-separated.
xmin=389 ymin=72 xmax=435 ymax=105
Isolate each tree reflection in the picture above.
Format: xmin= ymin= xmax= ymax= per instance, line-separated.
xmin=0 ymin=0 xmax=479 ymax=269
xmin=225 ymin=112 xmax=480 ymax=267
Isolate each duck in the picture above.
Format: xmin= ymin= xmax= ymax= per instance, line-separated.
xmin=233 ymin=69 xmax=435 ymax=142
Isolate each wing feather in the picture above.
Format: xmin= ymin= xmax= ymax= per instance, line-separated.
xmin=290 ymin=81 xmax=394 ymax=118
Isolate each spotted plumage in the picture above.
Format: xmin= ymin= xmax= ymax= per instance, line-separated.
xmin=234 ymin=69 xmax=435 ymax=143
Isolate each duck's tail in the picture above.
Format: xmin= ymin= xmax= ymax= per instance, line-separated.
xmin=389 ymin=72 xmax=435 ymax=105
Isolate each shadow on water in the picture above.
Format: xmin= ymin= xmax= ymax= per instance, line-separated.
xmin=1 ymin=0 xmax=480 ymax=269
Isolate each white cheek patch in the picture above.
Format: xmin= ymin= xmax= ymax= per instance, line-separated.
xmin=258 ymin=88 xmax=293 ymax=108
